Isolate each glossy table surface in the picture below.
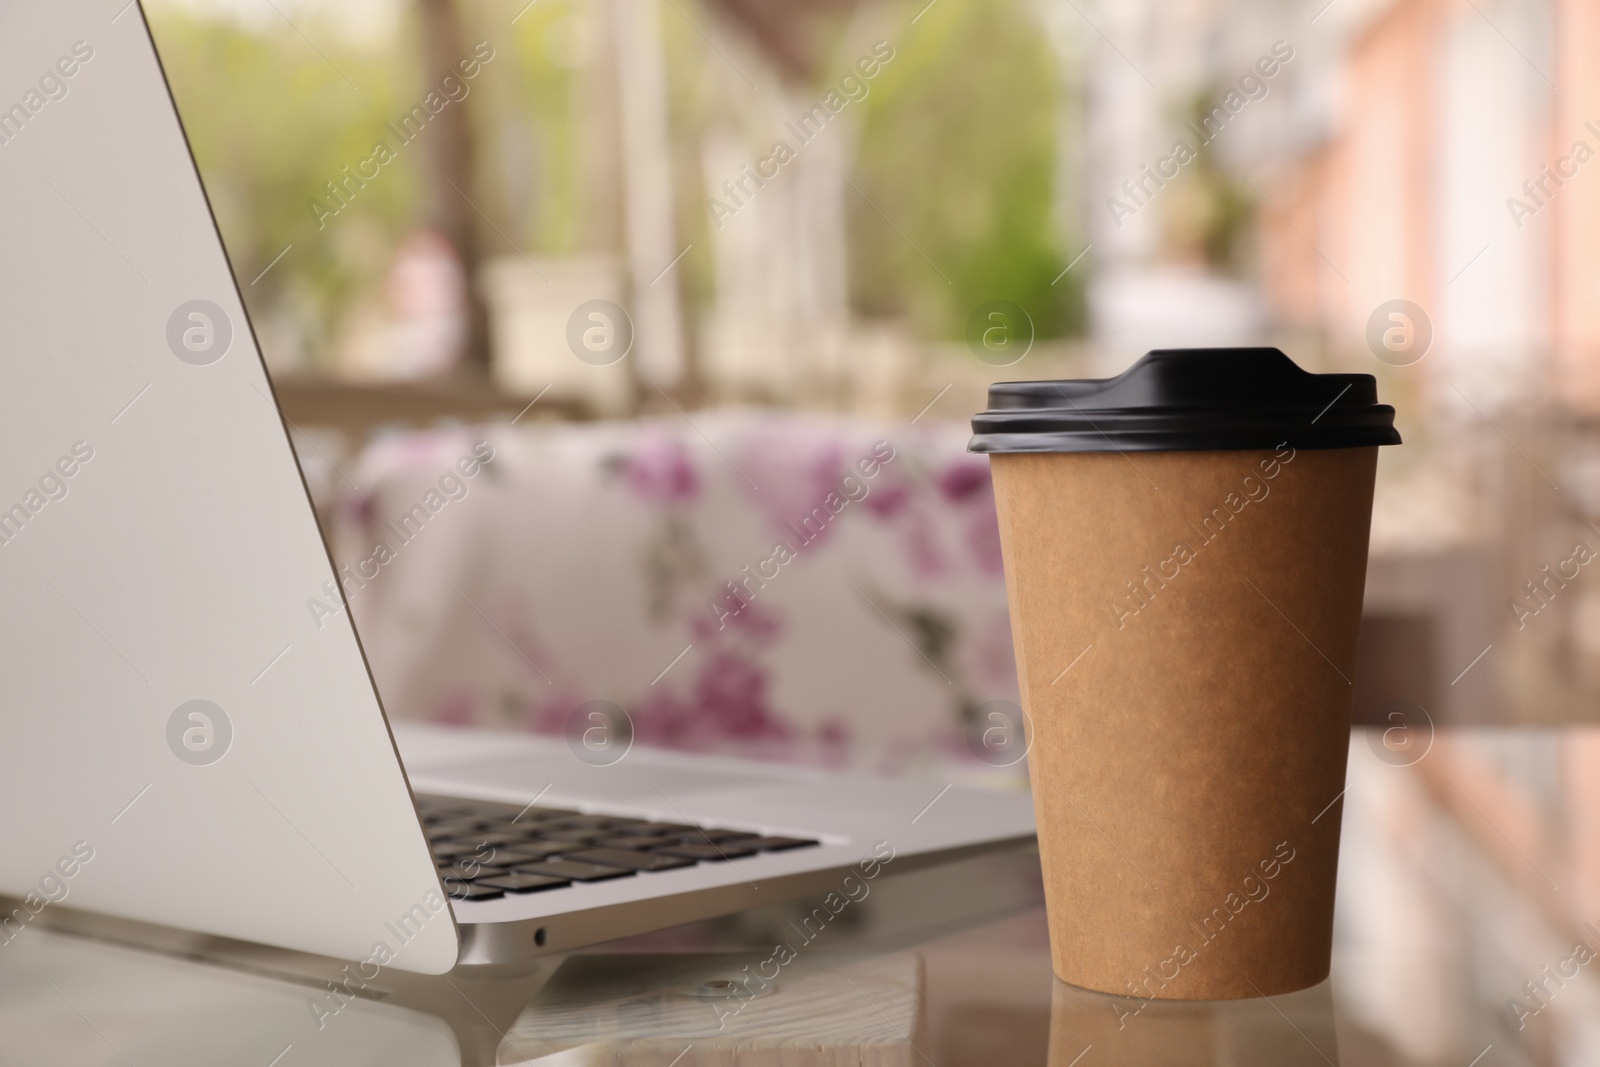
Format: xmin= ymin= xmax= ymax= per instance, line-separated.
xmin=2 ymin=728 xmax=1594 ymax=1066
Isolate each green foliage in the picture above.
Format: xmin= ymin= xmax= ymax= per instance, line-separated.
xmin=146 ymin=7 xmax=418 ymax=366
xmin=146 ymin=0 xmax=1080 ymax=368
xmin=494 ymin=0 xmax=586 ymax=255
xmin=146 ymin=1 xmax=585 ymax=369
xmin=851 ymin=0 xmax=1081 ymax=340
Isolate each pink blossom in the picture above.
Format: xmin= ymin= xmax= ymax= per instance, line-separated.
xmin=862 ymin=480 xmax=912 ymax=519
xmin=692 ymin=650 xmax=793 ymax=742
xmin=623 ymin=433 xmax=700 ymax=504
xmin=733 ymin=427 xmax=849 ymax=540
xmin=936 ymin=458 xmax=992 ymax=503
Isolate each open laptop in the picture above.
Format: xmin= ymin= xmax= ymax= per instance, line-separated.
xmin=0 ymin=1 xmax=1034 ymax=974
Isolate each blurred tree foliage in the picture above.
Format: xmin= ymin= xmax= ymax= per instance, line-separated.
xmin=146 ymin=0 xmax=585 ymax=371
xmin=148 ymin=0 xmax=1079 ymax=370
xmin=147 ymin=7 xmax=414 ymax=369
xmin=498 ymin=3 xmax=589 ymax=258
xmin=851 ymin=0 xmax=1083 ymax=340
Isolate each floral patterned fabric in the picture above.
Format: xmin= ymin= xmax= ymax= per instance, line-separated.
xmin=325 ymin=410 xmax=1019 ymax=774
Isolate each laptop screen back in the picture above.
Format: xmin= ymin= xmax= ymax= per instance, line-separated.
xmin=0 ymin=1 xmax=456 ymax=973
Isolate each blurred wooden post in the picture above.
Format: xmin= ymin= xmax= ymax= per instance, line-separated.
xmin=417 ymin=0 xmax=490 ymax=368
xmin=610 ymin=0 xmax=688 ymax=396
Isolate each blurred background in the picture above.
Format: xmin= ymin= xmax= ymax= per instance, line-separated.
xmin=146 ymin=0 xmax=1600 ymax=745
xmin=128 ymin=0 xmax=1600 ymax=1059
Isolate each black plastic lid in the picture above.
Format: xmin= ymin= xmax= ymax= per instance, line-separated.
xmin=968 ymin=348 xmax=1401 ymax=454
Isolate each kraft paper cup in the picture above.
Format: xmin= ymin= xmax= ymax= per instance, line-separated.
xmin=970 ymin=348 xmax=1400 ymax=1000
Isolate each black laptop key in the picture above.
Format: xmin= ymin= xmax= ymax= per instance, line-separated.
xmin=595 ymin=834 xmax=669 ymax=851
xmin=495 ymin=842 xmax=572 ymax=862
xmin=593 ymin=817 xmax=683 ymax=836
xmin=442 ymin=881 xmax=503 ymax=901
xmin=476 ymin=873 xmax=572 ymax=893
xmin=508 ymin=807 xmax=583 ymax=824
xmin=550 ymin=814 xmax=634 ymax=830
xmin=569 ymin=848 xmax=696 ymax=871
xmin=439 ymin=861 xmax=512 ymax=881
xmin=717 ymin=835 xmax=821 ymax=852
xmin=512 ymin=860 xmax=637 ymax=882
xmin=652 ymin=842 xmax=757 ymax=861
xmin=526 ymin=830 xmax=610 ymax=847
xmin=436 ymin=849 xmax=507 ymax=868
xmin=625 ymin=821 xmax=700 ymax=836
xmin=677 ymin=828 xmax=754 ymax=843
xmin=430 ymin=841 xmax=485 ymax=859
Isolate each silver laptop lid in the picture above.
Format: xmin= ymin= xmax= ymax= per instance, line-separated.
xmin=0 ymin=2 xmax=456 ymax=972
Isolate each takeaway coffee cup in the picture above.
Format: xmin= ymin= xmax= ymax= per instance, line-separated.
xmin=970 ymin=348 xmax=1400 ymax=1000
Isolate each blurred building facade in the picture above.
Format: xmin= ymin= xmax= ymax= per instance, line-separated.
xmin=1254 ymin=0 xmax=1600 ymax=721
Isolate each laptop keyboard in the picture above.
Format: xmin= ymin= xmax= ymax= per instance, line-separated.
xmin=415 ymin=794 xmax=820 ymax=901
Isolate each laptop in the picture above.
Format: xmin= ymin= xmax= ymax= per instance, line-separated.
xmin=0 ymin=1 xmax=1034 ymax=974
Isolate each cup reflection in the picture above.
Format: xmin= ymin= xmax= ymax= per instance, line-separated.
xmin=1047 ymin=975 xmax=1340 ymax=1065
